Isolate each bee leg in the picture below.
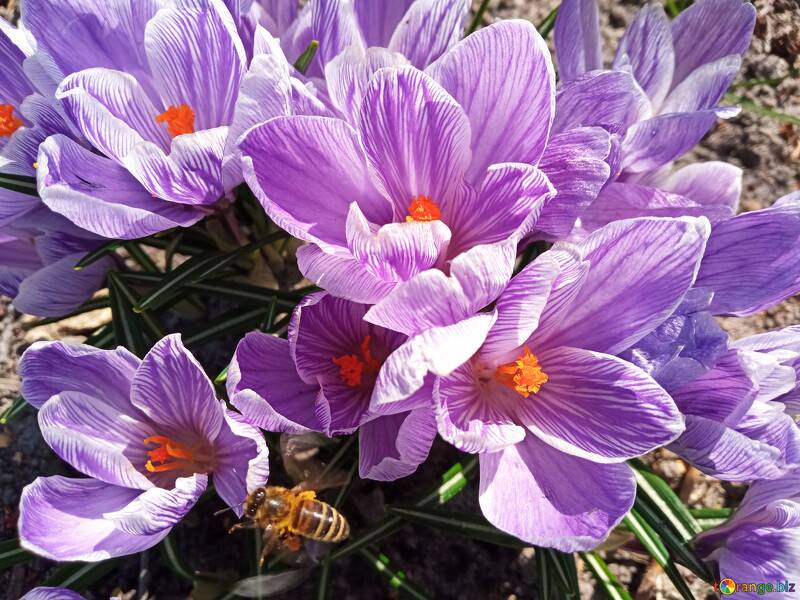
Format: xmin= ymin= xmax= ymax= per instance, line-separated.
xmin=259 ymin=526 xmax=280 ymax=569
xmin=228 ymin=521 xmax=256 ymax=534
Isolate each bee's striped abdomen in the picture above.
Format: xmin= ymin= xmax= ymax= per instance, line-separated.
xmin=292 ymin=499 xmax=350 ymax=542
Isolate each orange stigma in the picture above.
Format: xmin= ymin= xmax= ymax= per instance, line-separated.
xmin=0 ymin=104 xmax=23 ymax=137
xmin=495 ymin=347 xmax=548 ymax=398
xmin=155 ymin=104 xmax=195 ymax=138
xmin=144 ymin=435 xmax=196 ymax=473
xmin=406 ymin=195 xmax=441 ymax=222
xmin=332 ymin=335 xmax=381 ymax=387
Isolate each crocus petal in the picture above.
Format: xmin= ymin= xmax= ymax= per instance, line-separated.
xmin=669 ymin=0 xmax=755 ymax=87
xmin=103 ymin=474 xmax=207 ymax=535
xmin=0 ymin=187 xmax=39 ymax=230
xmin=240 ymin=115 xmax=390 ymax=248
xmin=388 ymin=0 xmax=470 ymax=69
xmin=519 ymin=347 xmax=683 ymax=462
xmin=296 ymin=244 xmax=396 ymax=304
xmin=734 ymin=401 xmax=800 ymax=470
xmin=359 ymin=408 xmax=437 ymax=481
xmin=660 ymin=55 xmax=741 ymax=115
xmin=354 ymin=0 xmax=413 ymax=47
xmin=553 ymin=69 xmax=651 ymax=135
xmin=648 ymin=161 xmax=741 ymax=214
xmin=38 ymin=391 xmax=154 ymax=490
xmin=20 ymin=340 xmax=140 ymax=410
xmin=365 ymin=239 xmax=516 ymax=335
xmin=130 ymin=334 xmax=224 ymax=441
xmin=670 ymin=413 xmax=790 ymax=482
xmin=611 ymin=4 xmax=674 ymax=109
xmin=0 ymin=23 xmax=33 ymax=105
xmin=311 ymin=0 xmax=365 ymax=68
xmin=21 ymin=587 xmax=85 ymax=600
xmin=535 ymin=127 xmax=611 ymax=240
xmin=479 ymin=434 xmax=635 ymax=552
xmin=428 ymin=20 xmax=554 ymax=182
xmin=37 ymin=135 xmax=203 ymax=239
xmin=537 ymin=217 xmax=709 ymax=355
xmin=695 ymin=192 xmax=800 ymax=316
xmin=228 ymin=331 xmax=329 ymax=433
xmin=553 ymin=0 xmax=602 ymax=82
xmin=13 ymin=251 xmax=111 ymax=318
xmin=144 ymin=0 xmax=246 ymax=129
xmin=620 ymin=108 xmax=735 ymax=174
xmin=434 ymin=362 xmax=527 ymax=454
xmin=212 ymin=407 xmax=271 ymax=516
xmin=19 ymin=476 xmax=166 ymax=561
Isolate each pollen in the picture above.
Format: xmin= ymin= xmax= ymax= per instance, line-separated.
xmin=332 ymin=335 xmax=381 ymax=387
xmin=495 ymin=347 xmax=548 ymax=398
xmin=406 ymin=195 xmax=441 ymax=222
xmin=155 ymin=104 xmax=195 ymax=138
xmin=144 ymin=435 xmax=196 ymax=473
xmin=0 ymin=104 xmax=23 ymax=137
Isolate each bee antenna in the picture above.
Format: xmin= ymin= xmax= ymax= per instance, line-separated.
xmin=213 ymin=504 xmax=239 ymax=517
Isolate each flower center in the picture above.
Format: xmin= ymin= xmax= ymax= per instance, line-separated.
xmin=155 ymin=104 xmax=195 ymax=138
xmin=495 ymin=347 xmax=548 ymax=398
xmin=144 ymin=435 xmax=204 ymax=473
xmin=0 ymin=104 xmax=23 ymax=137
xmin=332 ymin=335 xmax=381 ymax=387
xmin=406 ymin=195 xmax=441 ymax=222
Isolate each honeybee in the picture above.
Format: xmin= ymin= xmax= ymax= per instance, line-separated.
xmin=227 ymin=434 xmax=351 ymax=567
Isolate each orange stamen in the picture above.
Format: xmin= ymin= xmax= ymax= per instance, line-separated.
xmin=144 ymin=435 xmax=196 ymax=473
xmin=155 ymin=104 xmax=195 ymax=138
xmin=0 ymin=104 xmax=23 ymax=137
xmin=495 ymin=347 xmax=548 ymax=398
xmin=332 ymin=335 xmax=382 ymax=387
xmin=406 ymin=195 xmax=441 ymax=222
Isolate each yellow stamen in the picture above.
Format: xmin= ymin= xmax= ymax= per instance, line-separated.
xmin=406 ymin=195 xmax=441 ymax=222
xmin=495 ymin=347 xmax=548 ymax=397
xmin=155 ymin=104 xmax=195 ymax=138
xmin=0 ymin=104 xmax=23 ymax=137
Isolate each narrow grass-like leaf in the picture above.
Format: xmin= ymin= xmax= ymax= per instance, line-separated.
xmin=464 ymin=0 xmax=490 ymax=36
xmin=725 ymin=92 xmax=800 ymax=125
xmin=123 ymin=241 xmax=159 ymax=272
xmin=22 ymin=297 xmax=111 ymax=330
xmin=85 ymin=323 xmax=115 ymax=349
xmin=0 ymin=538 xmax=34 ymax=569
xmin=0 ymin=173 xmax=38 ymax=196
xmin=109 ymin=272 xmax=166 ymax=341
xmin=387 ymin=506 xmax=526 ymax=548
xmin=689 ymin=508 xmax=732 ymax=520
xmin=630 ymin=460 xmax=701 ymax=538
xmin=536 ymin=547 xmax=555 ymax=600
xmin=537 ymin=7 xmax=559 ymax=38
xmin=293 ymin=40 xmax=319 ymax=74
xmin=108 ymin=272 xmax=147 ymax=356
xmin=42 ymin=559 xmax=122 ymax=590
xmin=139 ymin=236 xmax=206 ymax=256
xmin=74 ymin=240 xmax=122 ymax=270
xmin=579 ymin=552 xmax=634 ymax=600
xmin=546 ymin=548 xmax=581 ymax=598
xmin=0 ymin=395 xmax=31 ymax=425
xmin=359 ymin=549 xmax=432 ymax=600
xmin=326 ymin=456 xmax=478 ymax=562
xmin=160 ymin=533 xmax=196 ymax=582
xmin=183 ymin=307 xmax=268 ymax=347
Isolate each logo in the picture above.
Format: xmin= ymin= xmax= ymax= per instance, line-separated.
xmin=719 ymin=579 xmax=736 ymax=595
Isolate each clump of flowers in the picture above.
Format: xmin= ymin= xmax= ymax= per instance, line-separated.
xmin=2 ymin=0 xmax=799 ymax=596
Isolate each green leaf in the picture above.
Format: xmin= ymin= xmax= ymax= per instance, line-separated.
xmin=536 ymin=547 xmax=555 ymax=600
xmin=464 ymin=0 xmax=490 ymax=36
xmin=160 ymin=533 xmax=196 ymax=582
xmin=293 ymin=40 xmax=319 ymax=74
xmin=84 ymin=323 xmax=115 ymax=349
xmin=108 ymin=272 xmax=148 ymax=356
xmin=42 ymin=559 xmax=122 ymax=590
xmin=326 ymin=456 xmax=478 ymax=562
xmin=0 ymin=173 xmax=38 ymax=196
xmin=74 ymin=240 xmax=123 ymax=270
xmin=359 ymin=549 xmax=432 ymax=600
xmin=543 ymin=548 xmax=581 ymax=598
xmin=123 ymin=241 xmax=160 ymax=272
xmin=0 ymin=538 xmax=34 ymax=570
xmin=579 ymin=552 xmax=634 ymax=600
xmin=387 ymin=506 xmax=526 ymax=548
xmin=108 ymin=272 xmax=166 ymax=341
xmin=630 ymin=460 xmax=701 ymax=538
xmin=0 ymin=395 xmax=31 ymax=425
xmin=725 ymin=92 xmax=800 ymax=125
xmin=537 ymin=7 xmax=559 ymax=38
xmin=22 ymin=297 xmax=111 ymax=330
xmin=689 ymin=508 xmax=732 ymax=520
xmin=183 ymin=307 xmax=269 ymax=347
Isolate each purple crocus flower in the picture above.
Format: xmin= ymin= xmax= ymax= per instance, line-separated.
xmin=696 ymin=470 xmax=800 ymax=596
xmin=554 ymin=0 xmax=755 ymax=233
xmin=366 ymin=216 xmax=708 ymax=550
xmin=226 ymin=292 xmax=479 ymax=481
xmin=21 ymin=588 xmax=84 ymax=600
xmin=33 ymin=0 xmax=249 ymax=239
xmin=18 ymin=335 xmax=269 ymax=561
xmin=241 ymin=20 xmax=610 ymax=303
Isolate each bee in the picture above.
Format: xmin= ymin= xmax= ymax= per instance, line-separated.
xmin=227 ymin=434 xmax=351 ymax=567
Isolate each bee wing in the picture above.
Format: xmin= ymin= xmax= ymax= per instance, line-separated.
xmin=280 ymin=433 xmax=333 ymax=484
xmin=294 ymin=468 xmax=352 ymax=493
xmin=230 ymin=569 xmax=312 ymax=598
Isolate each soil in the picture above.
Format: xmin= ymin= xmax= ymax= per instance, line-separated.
xmin=1 ymin=0 xmax=799 ymax=599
